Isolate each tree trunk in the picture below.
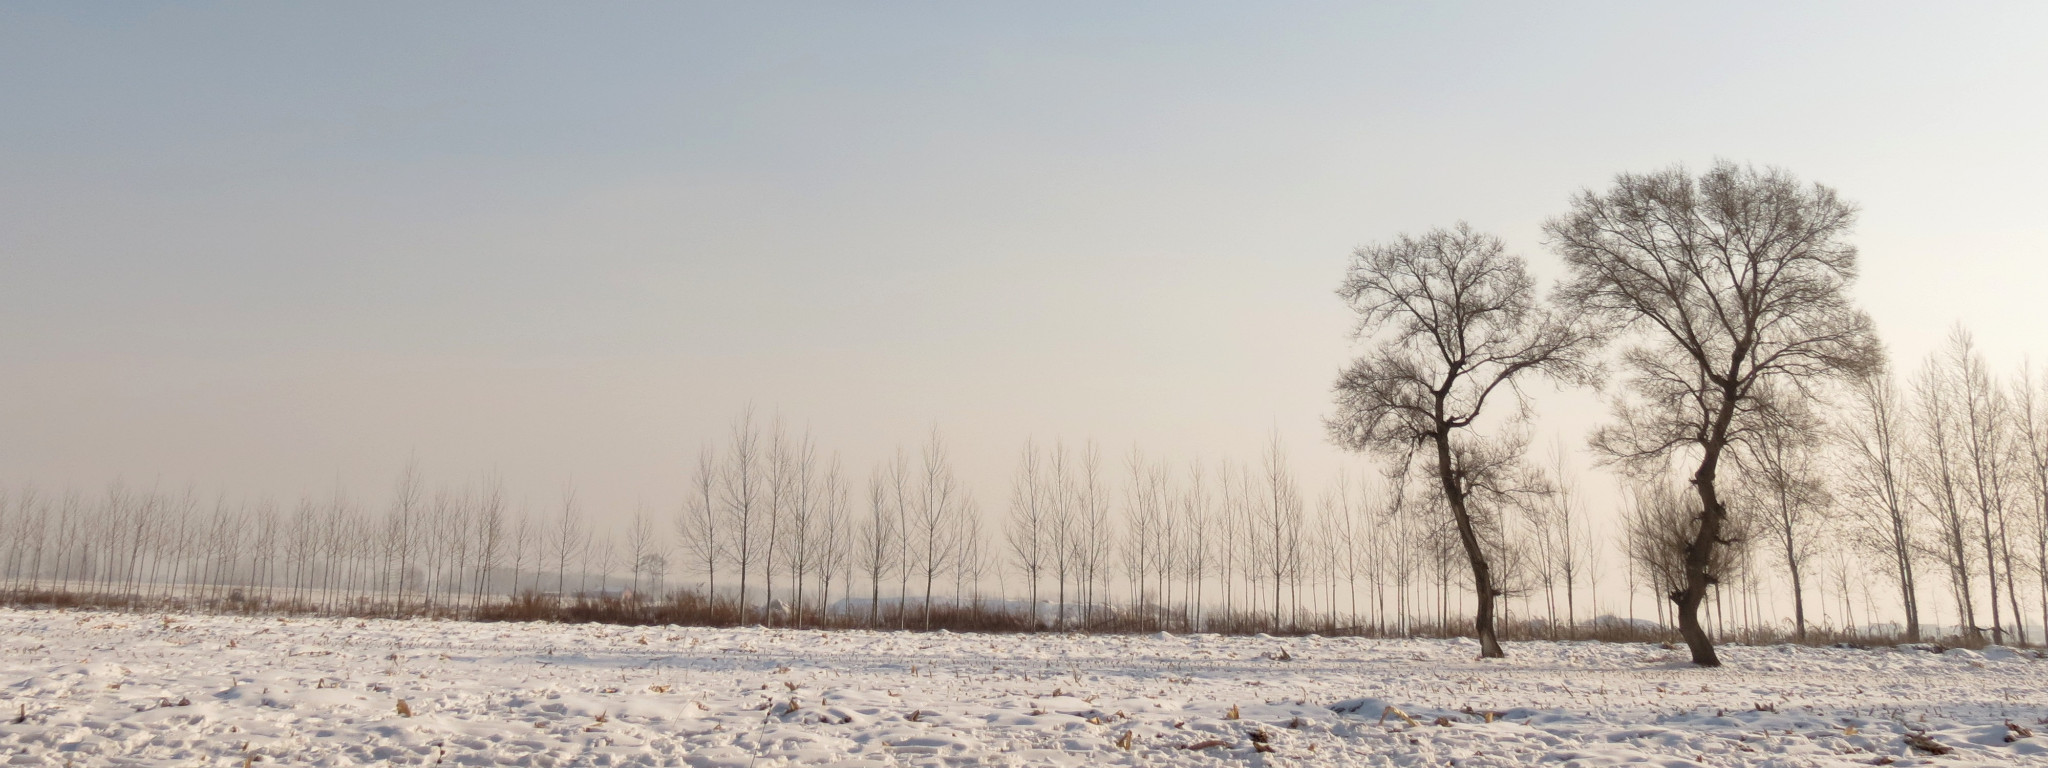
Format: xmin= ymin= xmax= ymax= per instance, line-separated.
xmin=868 ymin=572 xmax=880 ymax=628
xmin=1787 ymin=558 xmax=1807 ymax=641
xmin=923 ymin=569 xmax=935 ymax=630
xmin=1671 ymin=380 xmax=1748 ymax=667
xmin=2002 ymin=533 xmax=2026 ymax=647
xmin=1432 ymin=430 xmax=1503 ymax=659
xmin=738 ymin=565 xmax=750 ymax=624
xmin=1894 ymin=514 xmax=1920 ymax=642
xmin=1982 ymin=509 xmax=2005 ymax=645
xmin=1681 ymin=448 xmax=1727 ymax=667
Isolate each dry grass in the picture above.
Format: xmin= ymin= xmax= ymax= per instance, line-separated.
xmin=0 ymin=587 xmax=1995 ymax=650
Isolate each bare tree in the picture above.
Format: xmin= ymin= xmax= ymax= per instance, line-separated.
xmin=952 ymin=499 xmax=988 ymax=607
xmin=587 ymin=533 xmax=615 ymax=593
xmin=856 ymin=467 xmax=896 ymax=627
xmin=722 ymin=410 xmax=764 ymax=622
xmin=912 ymin=428 xmax=962 ymax=629
xmin=627 ymin=507 xmax=655 ymax=596
xmin=2015 ymin=365 xmax=2048 ymax=643
xmin=1047 ymin=441 xmax=1079 ymax=631
xmin=1077 ymin=441 xmax=1114 ymax=626
xmin=1822 ymin=547 xmax=1860 ymax=631
xmin=763 ymin=415 xmax=796 ymax=621
xmin=1319 ymin=477 xmax=1357 ymax=630
xmin=1256 ymin=434 xmax=1304 ymax=631
xmin=643 ymin=552 xmax=668 ymax=599
xmin=782 ymin=428 xmax=819 ymax=620
xmin=510 ymin=508 xmax=535 ymax=597
xmin=1912 ymin=354 xmax=1984 ymax=642
xmin=813 ymin=457 xmax=849 ymax=621
xmin=1837 ymin=359 xmax=1923 ymax=641
xmin=1743 ymin=394 xmax=1832 ymax=640
xmin=1522 ymin=445 xmax=1588 ymax=634
xmin=1215 ymin=462 xmax=1244 ymax=624
xmin=1545 ymin=448 xmax=1593 ymax=630
xmin=1948 ymin=327 xmax=2023 ymax=645
xmin=249 ymin=499 xmax=280 ymax=601
xmin=1122 ymin=447 xmax=1163 ymax=620
xmin=472 ymin=476 xmax=506 ymax=608
xmin=1005 ymin=439 xmax=1050 ymax=626
xmin=1549 ymin=162 xmax=1880 ymax=666
xmin=318 ymin=487 xmax=356 ymax=612
xmin=891 ymin=448 xmax=915 ymax=627
xmin=550 ymin=487 xmax=585 ymax=598
xmin=1328 ymin=222 xmax=1598 ymax=657
xmin=1180 ymin=460 xmax=1213 ymax=632
xmin=386 ymin=461 xmax=424 ymax=608
xmin=677 ymin=446 xmax=724 ymax=601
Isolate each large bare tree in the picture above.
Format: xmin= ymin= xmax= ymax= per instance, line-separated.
xmin=1549 ymin=161 xmax=1880 ymax=666
xmin=1329 ymin=222 xmax=1598 ymax=658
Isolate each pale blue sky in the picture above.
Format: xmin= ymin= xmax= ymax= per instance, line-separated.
xmin=4 ymin=3 xmax=2046 ymax=522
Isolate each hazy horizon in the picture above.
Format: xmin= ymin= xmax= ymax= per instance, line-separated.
xmin=6 ymin=0 xmax=2047 ymax=601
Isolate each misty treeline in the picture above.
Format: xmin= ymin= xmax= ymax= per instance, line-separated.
xmin=9 ymin=335 xmax=2037 ymax=649
xmin=0 ymin=410 xmax=1607 ymax=639
xmin=1 ymin=330 xmax=2042 ymax=646
xmin=4 ymin=162 xmax=2044 ymax=659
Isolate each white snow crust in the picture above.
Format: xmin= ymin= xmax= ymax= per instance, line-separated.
xmin=2 ymin=608 xmax=2044 ymax=766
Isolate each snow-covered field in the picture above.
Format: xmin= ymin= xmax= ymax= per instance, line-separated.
xmin=2 ymin=608 xmax=2044 ymax=766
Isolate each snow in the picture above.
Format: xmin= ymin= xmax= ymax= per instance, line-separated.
xmin=2 ymin=608 xmax=2044 ymax=766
